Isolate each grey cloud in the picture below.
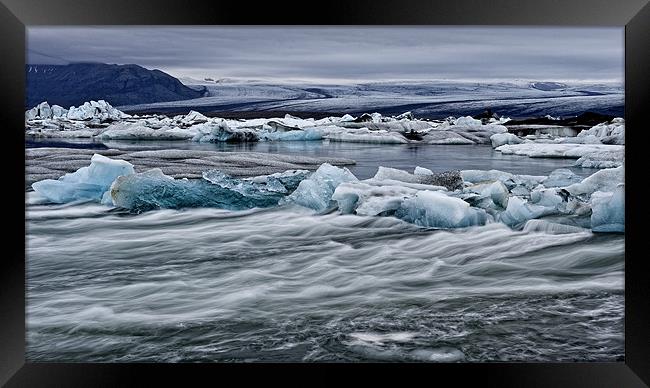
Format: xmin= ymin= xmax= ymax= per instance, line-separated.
xmin=27 ymin=26 xmax=623 ymax=82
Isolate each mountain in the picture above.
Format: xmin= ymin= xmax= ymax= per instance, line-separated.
xmin=26 ymin=63 xmax=207 ymax=109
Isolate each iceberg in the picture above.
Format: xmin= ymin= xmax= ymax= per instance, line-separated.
xmin=453 ymin=116 xmax=483 ymax=127
xmin=564 ymin=166 xmax=624 ymax=199
xmin=490 ymin=133 xmax=523 ymax=148
xmin=461 ymin=169 xmax=545 ymax=190
xmin=577 ymin=118 xmax=624 ymax=145
xmin=423 ymin=130 xmax=475 ymax=144
xmin=331 ymin=181 xmax=421 ymax=216
xmin=283 ymin=163 xmax=358 ymax=212
xmin=203 ymin=169 xmax=309 ymax=195
xmin=32 ymin=154 xmax=135 ymax=204
xmin=111 ymin=168 xmax=295 ymax=212
xmin=574 ymin=151 xmax=624 ymax=169
xmin=51 ymin=104 xmax=68 ymax=118
xmin=414 ymin=166 xmax=433 ymax=176
xmin=66 ymin=100 xmax=129 ymax=122
xmin=98 ymin=123 xmax=195 ymax=140
xmin=542 ymin=169 xmax=583 ymax=188
xmin=395 ymin=191 xmax=488 ymax=228
xmin=374 ymin=167 xmax=463 ymax=190
xmin=464 ymin=181 xmax=510 ymax=209
xmin=258 ymin=128 xmax=323 ymax=141
xmin=25 ymin=102 xmax=53 ymax=120
xmin=192 ymin=120 xmax=259 ymax=142
xmin=497 ymin=196 xmax=554 ymax=227
xmin=495 ymin=143 xmax=624 ymax=159
xmin=590 ymin=185 xmax=625 ymax=233
xmin=324 ymin=128 xmax=409 ymax=144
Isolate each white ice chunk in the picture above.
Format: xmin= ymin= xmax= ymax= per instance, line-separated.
xmin=453 ymin=116 xmax=483 ymax=127
xmin=424 ymin=131 xmax=475 ymax=144
xmin=51 ymin=105 xmax=68 ymax=118
xmin=259 ymin=128 xmax=323 ymax=141
xmin=66 ymin=100 xmax=129 ymax=121
xmin=414 ymin=166 xmax=433 ymax=176
xmin=98 ymin=123 xmax=195 ymax=140
xmin=460 ymin=169 xmax=545 ymax=189
xmin=564 ymin=166 xmax=624 ymax=198
xmin=577 ymin=118 xmax=624 ymax=145
xmin=395 ymin=191 xmax=488 ymax=228
xmin=495 ymin=143 xmax=623 ymax=159
xmin=25 ymin=102 xmax=53 ymax=120
xmin=332 ymin=181 xmax=418 ymax=216
xmin=32 ymin=154 xmax=135 ymax=204
xmin=574 ymin=151 xmax=624 ymax=169
xmin=465 ymin=181 xmax=510 ymax=208
xmin=497 ymin=196 xmax=554 ymax=227
xmin=284 ymin=163 xmax=358 ymax=212
xmin=529 ymin=187 xmax=566 ymax=208
xmin=590 ymin=185 xmax=624 ymax=233
xmin=374 ymin=166 xmax=420 ymax=183
xmin=182 ymin=110 xmax=209 ymax=124
xmin=542 ymin=168 xmax=583 ymax=188
xmin=324 ymin=128 xmax=408 ymax=144
xmin=490 ymin=132 xmax=523 ymax=148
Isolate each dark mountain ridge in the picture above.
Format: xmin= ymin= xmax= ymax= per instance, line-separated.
xmin=26 ymin=63 xmax=207 ymax=109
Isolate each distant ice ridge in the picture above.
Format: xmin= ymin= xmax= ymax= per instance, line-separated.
xmin=26 ymin=101 xmax=522 ymax=145
xmin=30 ymin=155 xmax=624 ymax=232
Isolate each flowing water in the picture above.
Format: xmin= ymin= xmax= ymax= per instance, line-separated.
xmin=25 ymin=141 xmax=624 ymax=362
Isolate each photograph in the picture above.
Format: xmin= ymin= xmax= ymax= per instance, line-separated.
xmin=24 ymin=26 xmax=625 ymax=363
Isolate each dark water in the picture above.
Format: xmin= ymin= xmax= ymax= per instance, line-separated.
xmin=25 ymin=140 xmax=623 ymax=362
xmin=27 ymin=138 xmax=597 ymax=180
xmin=26 ymin=203 xmax=624 ymax=362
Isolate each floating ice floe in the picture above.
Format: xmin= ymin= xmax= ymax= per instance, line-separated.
xmin=32 ymin=154 xmax=134 ymax=204
xmin=29 ymin=155 xmax=624 ymax=232
xmin=98 ymin=123 xmax=195 ymax=140
xmin=590 ymin=185 xmax=625 ymax=233
xmin=490 ymin=132 xmax=524 ymax=148
xmin=395 ymin=191 xmax=489 ymax=228
xmin=574 ymin=151 xmax=624 ymax=168
xmin=564 ymin=166 xmax=624 ymax=199
xmin=576 ymin=118 xmax=625 ymax=145
xmin=495 ymin=143 xmax=624 ymax=159
xmin=283 ymin=163 xmax=358 ymax=212
xmin=542 ymin=168 xmax=583 ymax=188
xmin=66 ymin=100 xmax=130 ymax=121
xmin=25 ymin=101 xmax=519 ymax=145
xmin=323 ymin=128 xmax=409 ymax=144
xmin=110 ymin=167 xmax=308 ymax=212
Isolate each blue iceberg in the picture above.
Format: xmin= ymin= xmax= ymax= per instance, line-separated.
xmin=110 ymin=168 xmax=309 ymax=212
xmin=32 ymin=154 xmax=135 ymax=203
xmin=283 ymin=163 xmax=358 ymax=212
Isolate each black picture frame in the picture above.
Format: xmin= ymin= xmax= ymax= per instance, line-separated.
xmin=1 ymin=0 xmax=648 ymax=386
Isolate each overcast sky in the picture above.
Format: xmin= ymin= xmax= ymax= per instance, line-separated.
xmin=27 ymin=27 xmax=624 ymax=83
